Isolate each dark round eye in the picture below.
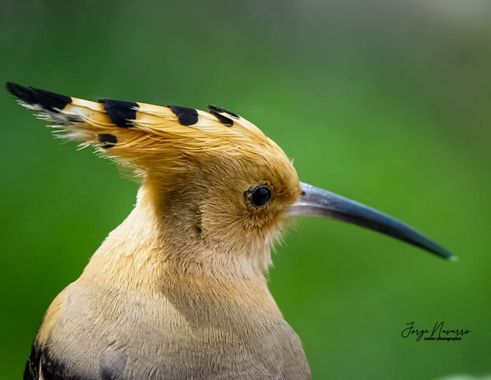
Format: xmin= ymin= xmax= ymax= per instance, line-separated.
xmin=247 ymin=185 xmax=272 ymax=207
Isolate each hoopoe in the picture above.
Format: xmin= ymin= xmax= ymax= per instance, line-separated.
xmin=7 ymin=82 xmax=453 ymax=380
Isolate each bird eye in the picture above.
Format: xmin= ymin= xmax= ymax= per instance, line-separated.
xmin=246 ymin=185 xmax=273 ymax=208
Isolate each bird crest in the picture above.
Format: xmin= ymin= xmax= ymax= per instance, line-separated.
xmin=5 ymin=82 xmax=292 ymax=181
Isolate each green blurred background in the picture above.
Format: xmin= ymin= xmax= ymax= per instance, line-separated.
xmin=1 ymin=1 xmax=490 ymax=378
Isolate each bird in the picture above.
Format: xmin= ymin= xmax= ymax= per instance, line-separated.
xmin=6 ymin=82 xmax=453 ymax=380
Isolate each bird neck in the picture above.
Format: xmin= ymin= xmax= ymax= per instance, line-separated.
xmin=81 ymin=185 xmax=273 ymax=292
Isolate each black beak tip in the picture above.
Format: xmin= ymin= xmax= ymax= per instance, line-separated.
xmin=423 ymin=244 xmax=457 ymax=262
xmin=441 ymin=250 xmax=458 ymax=262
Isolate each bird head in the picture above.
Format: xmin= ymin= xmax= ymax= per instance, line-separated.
xmin=6 ymin=82 xmax=454 ymax=277
xmin=133 ymin=108 xmax=302 ymax=265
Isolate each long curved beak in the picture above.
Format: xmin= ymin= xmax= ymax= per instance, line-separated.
xmin=289 ymin=182 xmax=454 ymax=260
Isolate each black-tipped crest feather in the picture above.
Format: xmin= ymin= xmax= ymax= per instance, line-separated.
xmin=208 ymin=105 xmax=234 ymax=127
xmin=208 ymin=105 xmax=239 ymax=119
xmin=6 ymin=82 xmax=71 ymax=112
xmin=98 ymin=98 xmax=138 ymax=128
xmin=169 ymin=105 xmax=198 ymax=126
